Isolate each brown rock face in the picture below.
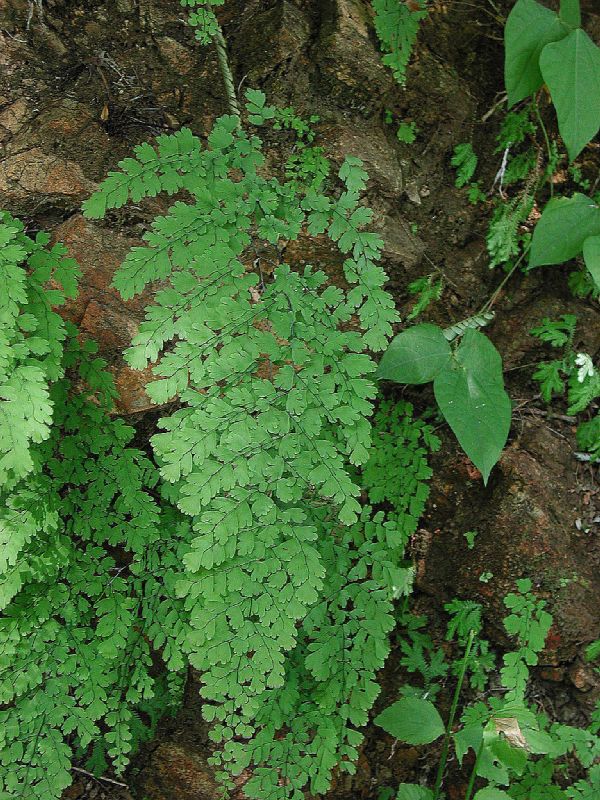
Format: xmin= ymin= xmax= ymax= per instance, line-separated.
xmin=420 ymin=421 xmax=600 ymax=664
xmin=52 ymin=215 xmax=158 ymax=413
xmin=0 ymin=147 xmax=96 ymax=206
xmin=134 ymin=743 xmax=219 ymax=800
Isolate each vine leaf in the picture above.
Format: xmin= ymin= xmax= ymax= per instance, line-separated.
xmin=433 ymin=330 xmax=511 ymax=484
xmin=377 ymin=324 xmax=451 ymax=384
xmin=474 ymin=789 xmax=512 ymax=800
xmin=396 ymin=786 xmax=434 ymax=800
xmin=504 ymin=0 xmax=568 ymax=107
xmin=374 ymin=696 xmax=444 ymax=745
xmin=540 ymin=29 xmax=600 ymax=161
xmin=529 ymin=193 xmax=600 ymax=267
xmin=559 ymin=0 xmax=581 ymax=28
xmin=582 ymin=235 xmax=600 ymax=289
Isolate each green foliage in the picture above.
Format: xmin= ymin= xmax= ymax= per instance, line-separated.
xmin=576 ymin=415 xmax=600 ymax=461
xmin=530 ymin=314 xmax=577 ymax=349
xmin=181 ymin=0 xmax=225 ymax=44
xmin=464 ymin=530 xmax=478 ymax=550
xmin=361 ymin=400 xmax=439 ymax=532
xmin=397 ymin=786 xmax=433 ymax=800
xmin=0 ymin=183 xmax=434 ymax=800
xmin=376 ymin=582 xmax=600 ymax=800
xmin=480 ymin=106 xmax=538 ymax=270
xmin=0 ymin=213 xmax=78 ymax=488
xmin=0 ymin=219 xmax=190 ymax=797
xmin=531 ymin=316 xmax=599 ymax=457
xmin=569 ymin=266 xmax=600 ymax=300
xmin=372 ymin=0 xmax=428 ymax=86
xmin=504 ymin=0 xmax=569 ymax=107
xmin=539 ymin=29 xmax=600 ymax=161
xmin=493 ymin=1 xmax=600 ymax=282
xmin=475 ymin=790 xmax=511 ymax=800
xmin=500 ymin=578 xmax=553 ymax=698
xmin=451 ymin=143 xmax=478 ymax=188
xmin=560 ymin=0 xmax=582 ymax=27
xmin=80 ymin=82 xmax=443 ymax=797
xmin=468 ymin=182 xmax=487 ymax=205
xmin=496 ymin=109 xmax=536 ymax=150
xmin=582 ymin=235 xmax=600 ymax=290
xmin=487 ymin=193 xmax=534 ymax=269
xmin=378 ymin=323 xmax=452 ymax=385
xmin=529 ymin=193 xmax=600 ymax=289
xmin=375 ymin=696 xmax=445 ymax=745
xmin=397 ymin=121 xmax=417 ymax=144
xmin=4 ymin=4 xmax=597 ymax=797
xmin=443 ymin=311 xmax=496 ymax=342
xmin=406 ymin=275 xmax=444 ymax=321
xmin=396 ymin=614 xmax=448 ymax=701
xmin=444 ymin=599 xmax=494 ymax=691
xmin=245 ymin=92 xmax=331 ymax=190
xmin=379 ymin=326 xmax=511 ymax=483
xmin=533 ymin=359 xmax=567 ymax=401
xmin=451 ymin=143 xmax=485 ymax=204
xmin=505 ymin=0 xmax=600 ymax=161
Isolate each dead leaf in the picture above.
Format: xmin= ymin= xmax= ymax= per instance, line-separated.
xmin=493 ymin=717 xmax=530 ymax=750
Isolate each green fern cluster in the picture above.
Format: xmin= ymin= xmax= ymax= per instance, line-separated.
xmin=377 ymin=581 xmax=600 ymax=800
xmin=181 ymin=0 xmax=225 ymax=44
xmin=215 ymin=401 xmax=437 ymax=798
xmin=78 ymin=88 xmax=441 ymax=795
xmin=0 ymin=215 xmax=189 ymax=798
xmin=531 ymin=315 xmax=599 ymax=462
xmin=372 ymin=0 xmax=428 ymax=87
xmin=0 ymin=214 xmax=77 ymax=487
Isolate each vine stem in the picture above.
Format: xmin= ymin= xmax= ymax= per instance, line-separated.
xmin=478 ymin=243 xmax=531 ymax=316
xmin=463 ymin=738 xmax=485 ymax=800
xmin=71 ymin=767 xmax=129 ymax=789
xmin=533 ymin=98 xmax=554 ymax=198
xmin=432 ymin=629 xmax=476 ymax=800
xmin=214 ymin=25 xmax=241 ymax=121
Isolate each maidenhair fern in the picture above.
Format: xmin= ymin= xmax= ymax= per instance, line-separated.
xmin=0 ymin=216 xmax=188 ymax=798
xmin=0 ymin=214 xmax=78 ymax=487
xmin=238 ymin=400 xmax=437 ymax=798
xmin=80 ymin=88 xmax=439 ymax=796
xmin=181 ymin=0 xmax=225 ymax=44
xmin=1 ymin=9 xmax=438 ymax=795
xmin=372 ymin=0 xmax=429 ymax=87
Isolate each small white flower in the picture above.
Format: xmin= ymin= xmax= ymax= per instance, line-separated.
xmin=575 ymin=353 xmax=595 ymax=383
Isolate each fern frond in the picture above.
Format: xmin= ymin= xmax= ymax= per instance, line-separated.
xmin=0 ymin=321 xmax=189 ymax=797
xmin=86 ymin=97 xmax=405 ymax=794
xmin=223 ymin=402 xmax=437 ymax=797
xmin=0 ymin=213 xmax=79 ymax=488
xmin=372 ymin=0 xmax=428 ymax=86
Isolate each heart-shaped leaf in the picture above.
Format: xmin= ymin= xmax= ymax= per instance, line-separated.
xmin=396 ymin=786 xmax=434 ymax=800
xmin=374 ymin=696 xmax=445 ymax=745
xmin=559 ymin=0 xmax=581 ymax=28
xmin=474 ymin=790 xmax=512 ymax=800
xmin=489 ymin=736 xmax=528 ymax=775
xmin=529 ymin=193 xmax=600 ymax=268
xmin=583 ymin=235 xmax=600 ymax=290
xmin=377 ymin=324 xmax=451 ymax=385
xmin=505 ymin=0 xmax=568 ymax=106
xmin=434 ymin=330 xmax=511 ymax=484
xmin=540 ymin=29 xmax=600 ymax=160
